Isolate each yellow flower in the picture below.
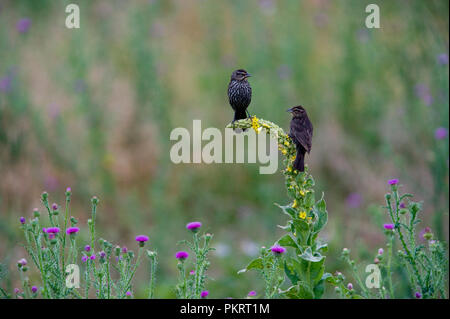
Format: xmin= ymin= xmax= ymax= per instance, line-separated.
xmin=292 ymin=199 xmax=298 ymax=208
xmin=284 ymin=141 xmax=290 ymax=146
xmin=307 ymin=216 xmax=312 ymax=222
xmin=286 ymin=166 xmax=292 ymax=172
xmin=299 ymin=211 xmax=307 ymax=219
xmin=281 ymin=149 xmax=287 ymax=155
xmin=299 ymin=190 xmax=305 ymax=196
xmin=251 ymin=117 xmax=260 ymax=132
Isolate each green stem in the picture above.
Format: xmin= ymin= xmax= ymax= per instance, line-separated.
xmin=121 ymin=247 xmax=143 ymax=298
xmin=386 ymin=236 xmax=395 ymax=298
xmin=62 ymin=196 xmax=71 ymax=275
xmin=148 ymin=257 xmax=157 ymax=299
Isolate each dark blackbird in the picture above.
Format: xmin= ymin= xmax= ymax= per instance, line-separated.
xmin=228 ymin=69 xmax=252 ymax=122
xmin=287 ymin=105 xmax=313 ymax=172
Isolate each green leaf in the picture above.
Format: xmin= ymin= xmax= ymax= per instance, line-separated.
xmin=315 ymin=241 xmax=328 ymax=252
xmin=275 ymin=203 xmax=297 ymax=218
xmin=284 ymin=260 xmax=300 ymax=285
xmin=281 ymin=286 xmax=301 ymax=299
xmin=297 ymin=282 xmax=315 ymax=299
xmin=299 ymin=247 xmax=324 ymax=263
xmin=277 ymin=224 xmax=291 ymax=230
xmin=313 ymin=278 xmax=325 ymax=299
xmin=281 ymin=282 xmax=315 ymax=299
xmin=305 ymin=191 xmax=315 ymax=208
xmin=298 ymin=248 xmax=326 ymax=286
xmin=292 ymin=219 xmax=310 ymax=245
xmin=313 ymin=195 xmax=328 ymax=234
xmin=237 ymin=257 xmax=263 ymax=274
xmin=277 ymin=234 xmax=298 ymax=249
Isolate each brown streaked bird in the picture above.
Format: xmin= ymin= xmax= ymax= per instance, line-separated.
xmin=227 ymin=69 xmax=252 ymax=122
xmin=287 ymin=105 xmax=313 ymax=172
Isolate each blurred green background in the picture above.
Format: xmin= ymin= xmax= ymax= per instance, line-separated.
xmin=0 ymin=0 xmax=448 ymax=298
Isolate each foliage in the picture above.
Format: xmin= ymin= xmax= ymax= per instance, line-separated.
xmin=233 ymin=117 xmax=330 ymax=299
xmin=331 ymin=182 xmax=448 ymax=299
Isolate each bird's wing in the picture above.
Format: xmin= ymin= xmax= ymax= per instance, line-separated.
xmin=292 ymin=120 xmax=313 ymax=153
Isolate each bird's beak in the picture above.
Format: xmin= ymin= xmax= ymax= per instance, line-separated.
xmin=245 ymin=73 xmax=252 ymax=78
xmin=286 ymin=107 xmax=293 ymax=113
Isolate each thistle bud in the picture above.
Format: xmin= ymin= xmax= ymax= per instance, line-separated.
xmin=146 ymin=250 xmax=157 ymax=259
xmin=70 ymin=216 xmax=78 ymax=225
xmin=91 ymin=196 xmax=99 ymax=205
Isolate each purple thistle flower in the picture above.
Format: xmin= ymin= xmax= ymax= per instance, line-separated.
xmin=437 ymin=53 xmax=449 ymax=65
xmin=126 ymin=291 xmax=132 ymax=297
xmin=435 ymin=127 xmax=448 ymax=140
xmin=122 ymin=246 xmax=128 ymax=253
xmin=347 ymin=283 xmax=353 ymax=290
xmin=16 ymin=18 xmax=31 ymax=33
xmin=81 ymin=256 xmax=88 ymax=262
xmin=46 ymin=227 xmax=60 ymax=234
xmin=189 ymin=270 xmax=195 ymax=275
xmin=135 ymin=235 xmax=149 ymax=242
xmin=200 ymin=290 xmax=209 ymax=298
xmin=90 ymin=255 xmax=96 ymax=260
xmin=48 ymin=233 xmax=55 ymax=240
xmin=84 ymin=245 xmax=91 ymax=252
xmin=14 ymin=288 xmax=20 ymax=294
xmin=66 ymin=187 xmax=71 ymax=193
xmin=135 ymin=235 xmax=149 ymax=247
xmin=248 ymin=290 xmax=257 ymax=297
xmin=175 ymin=251 xmax=189 ymax=261
xmin=186 ymin=221 xmax=202 ymax=232
xmin=399 ymin=202 xmax=406 ymax=209
xmin=420 ymin=227 xmax=433 ymax=240
xmin=383 ymin=223 xmax=395 ymax=230
xmin=51 ymin=203 xmax=58 ymax=211
xmin=270 ymin=245 xmax=286 ymax=255
xmin=99 ymin=251 xmax=106 ymax=258
xmin=388 ymin=179 xmax=399 ymax=185
xmin=19 ymin=217 xmax=25 ymax=224
xmin=42 ymin=228 xmax=47 ymax=233
xmin=378 ymin=248 xmax=384 ymax=255
xmin=66 ymin=227 xmax=79 ymax=235
xmin=415 ymin=292 xmax=422 ymax=299
xmin=31 ymin=286 xmax=38 ymax=293
xmin=18 ymin=258 xmax=27 ymax=266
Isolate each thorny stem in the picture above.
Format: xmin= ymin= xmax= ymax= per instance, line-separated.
xmin=386 ymin=235 xmax=395 ymax=298
xmin=387 ymin=191 xmax=424 ymax=294
xmin=148 ymin=256 xmax=157 ymax=299
xmin=62 ymin=194 xmax=71 ymax=276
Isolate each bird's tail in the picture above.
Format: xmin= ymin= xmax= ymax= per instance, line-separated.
xmin=293 ymin=150 xmax=305 ymax=172
xmin=233 ymin=109 xmax=247 ymax=122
